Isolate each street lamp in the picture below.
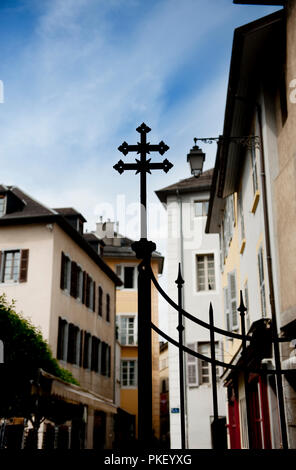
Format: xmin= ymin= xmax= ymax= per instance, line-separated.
xmin=187 ymin=138 xmax=205 ymax=178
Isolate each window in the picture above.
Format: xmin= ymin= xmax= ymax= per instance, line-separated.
xmin=198 ymin=342 xmax=220 ymax=385
xmin=83 ymin=332 xmax=91 ymax=369
xmin=187 ymin=343 xmax=198 ymax=386
xmin=222 ymin=195 xmax=235 ymax=258
xmin=89 ymin=278 xmax=95 ymax=311
xmin=194 ymin=200 xmax=209 ymax=217
xmin=117 ymin=316 xmax=137 ymax=345
xmin=116 ymin=265 xmax=137 ymax=289
xmin=91 ymin=337 xmax=100 ymax=372
xmin=57 ymin=318 xmax=68 ymax=361
xmin=60 ymin=252 xmax=71 ymax=292
xmin=77 ymin=266 xmax=83 ymax=301
xmin=238 ymin=192 xmax=245 ymax=240
xmin=121 ymin=359 xmax=137 ymax=387
xmin=224 ymin=287 xmax=230 ymax=332
xmin=251 ymin=145 xmax=259 ymax=194
xmin=106 ymin=345 xmax=111 ymax=377
xmin=224 ymin=271 xmax=238 ymax=332
xmin=229 ymin=271 xmax=238 ymax=331
xmin=0 ymin=196 xmax=6 ymax=217
xmin=196 ymin=254 xmax=215 ymax=291
xmin=1 ymin=250 xmax=21 ymax=283
xmin=258 ymin=247 xmax=267 ymax=317
xmin=106 ymin=294 xmax=110 ymax=322
xmin=98 ymin=286 xmax=103 ymax=316
xmin=101 ymin=342 xmax=110 ymax=376
xmin=67 ymin=324 xmax=81 ymax=365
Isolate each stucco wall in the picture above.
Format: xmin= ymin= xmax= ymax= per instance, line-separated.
xmin=274 ymin=0 xmax=296 ymax=325
xmin=0 ymin=223 xmax=54 ymax=340
xmin=50 ymin=223 xmax=116 ymax=400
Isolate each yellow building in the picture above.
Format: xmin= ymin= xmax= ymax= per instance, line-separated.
xmin=93 ymin=220 xmax=164 ymax=440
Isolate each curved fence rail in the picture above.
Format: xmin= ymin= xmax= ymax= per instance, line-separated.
xmin=144 ymin=259 xmax=293 ymax=450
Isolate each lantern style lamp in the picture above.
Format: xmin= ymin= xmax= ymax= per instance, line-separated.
xmin=187 ymin=139 xmax=205 ymax=178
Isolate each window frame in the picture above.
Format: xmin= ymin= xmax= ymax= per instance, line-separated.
xmin=115 ymin=264 xmax=138 ymax=290
xmin=193 ymin=200 xmax=209 ymax=218
xmin=196 ymin=253 xmax=216 ymax=292
xmin=197 ymin=341 xmax=220 ymax=385
xmin=120 ymin=358 xmax=137 ymax=388
xmin=117 ymin=314 xmax=137 ymax=346
xmin=0 ymin=249 xmax=21 ymax=284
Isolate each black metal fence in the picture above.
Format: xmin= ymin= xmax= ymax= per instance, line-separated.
xmin=144 ymin=259 xmax=293 ymax=450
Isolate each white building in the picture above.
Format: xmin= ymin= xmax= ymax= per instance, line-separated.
xmin=156 ymin=161 xmax=226 ymax=449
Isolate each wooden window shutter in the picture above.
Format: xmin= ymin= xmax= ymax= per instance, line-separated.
xmin=19 ymin=249 xmax=29 ymax=283
xmin=93 ymin=281 xmax=96 ymax=312
xmin=106 ymin=294 xmax=110 ymax=322
xmin=115 ymin=265 xmax=123 ymax=289
xmin=101 ymin=342 xmax=107 ymax=376
xmin=229 ymin=271 xmax=238 ymax=330
xmin=82 ymin=271 xmax=87 ymax=304
xmin=70 ymin=261 xmax=77 ymax=298
xmin=79 ymin=330 xmax=84 ymax=367
xmin=187 ymin=343 xmax=198 ymax=386
xmin=85 ymin=275 xmax=90 ymax=308
xmin=108 ymin=346 xmax=111 ymax=377
xmin=67 ymin=323 xmax=75 ymax=364
xmin=57 ymin=317 xmax=64 ymax=360
xmin=98 ymin=286 xmax=103 ymax=316
xmin=60 ymin=252 xmax=66 ymax=290
xmin=224 ymin=287 xmax=230 ymax=331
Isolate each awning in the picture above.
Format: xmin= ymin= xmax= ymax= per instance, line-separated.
xmin=39 ymin=369 xmax=117 ymax=415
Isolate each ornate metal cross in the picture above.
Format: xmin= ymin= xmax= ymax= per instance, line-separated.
xmin=114 ymin=122 xmax=173 ymax=239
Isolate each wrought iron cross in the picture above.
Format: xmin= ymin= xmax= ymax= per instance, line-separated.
xmin=114 ymin=123 xmax=173 ymax=239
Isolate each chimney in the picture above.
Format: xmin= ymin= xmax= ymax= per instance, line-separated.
xmin=95 ymin=219 xmax=121 ymax=246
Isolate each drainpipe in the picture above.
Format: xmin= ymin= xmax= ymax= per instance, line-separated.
xmin=256 ymin=102 xmax=288 ymax=450
xmin=176 ymin=189 xmax=188 ymax=448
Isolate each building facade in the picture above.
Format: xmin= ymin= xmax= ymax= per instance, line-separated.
xmin=156 ymin=166 xmax=226 ymax=449
xmin=0 ymin=185 xmax=121 ymax=449
xmin=206 ymin=3 xmax=296 ymax=448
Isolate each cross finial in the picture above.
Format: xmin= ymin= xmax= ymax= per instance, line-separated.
xmin=114 ymin=124 xmax=173 ymax=239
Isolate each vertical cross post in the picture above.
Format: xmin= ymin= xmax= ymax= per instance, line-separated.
xmin=175 ymin=263 xmax=186 ymax=449
xmin=114 ymin=123 xmax=173 ymax=447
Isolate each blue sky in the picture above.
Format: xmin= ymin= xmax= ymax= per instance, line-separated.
xmin=0 ymin=0 xmax=282 ymax=331
xmin=0 ymin=0 xmax=281 ymax=241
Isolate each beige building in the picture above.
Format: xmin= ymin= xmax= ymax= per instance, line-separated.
xmin=92 ymin=220 xmax=164 ymax=441
xmin=0 ymin=185 xmax=121 ymax=449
